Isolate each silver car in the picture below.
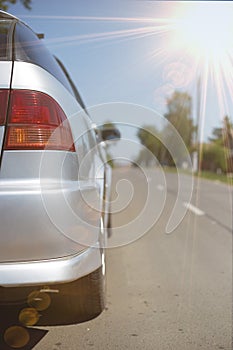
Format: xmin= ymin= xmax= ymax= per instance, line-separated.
xmin=0 ymin=10 xmax=112 ymax=325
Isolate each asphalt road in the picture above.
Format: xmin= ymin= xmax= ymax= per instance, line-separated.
xmin=31 ymin=167 xmax=232 ymax=350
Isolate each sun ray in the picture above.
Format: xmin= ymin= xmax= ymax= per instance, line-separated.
xmin=20 ymin=14 xmax=175 ymax=25
xmin=29 ymin=7 xmax=232 ymax=143
xmin=45 ymin=24 xmax=172 ymax=50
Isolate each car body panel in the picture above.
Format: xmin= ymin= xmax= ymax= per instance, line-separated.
xmin=0 ymin=177 xmax=101 ymax=261
xmin=0 ymin=13 xmax=108 ymax=288
xmin=0 ymin=62 xmax=12 ymax=87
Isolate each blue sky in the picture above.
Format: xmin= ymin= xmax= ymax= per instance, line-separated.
xmin=7 ymin=0 xmax=233 ymax=142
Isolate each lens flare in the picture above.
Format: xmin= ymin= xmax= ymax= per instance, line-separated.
xmin=19 ymin=307 xmax=40 ymax=326
xmin=169 ymin=2 xmax=233 ymax=144
xmin=27 ymin=291 xmax=51 ymax=311
xmin=173 ymin=3 xmax=233 ymax=63
xmin=4 ymin=326 xmax=30 ymax=349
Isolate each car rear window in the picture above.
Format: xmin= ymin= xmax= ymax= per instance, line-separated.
xmin=0 ymin=20 xmax=13 ymax=60
xmin=14 ymin=22 xmax=74 ymax=94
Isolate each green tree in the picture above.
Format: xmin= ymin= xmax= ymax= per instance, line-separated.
xmin=136 ymin=125 xmax=163 ymax=166
xmin=205 ymin=115 xmax=233 ymax=173
xmin=223 ymin=116 xmax=233 ymax=150
xmin=159 ymin=91 xmax=196 ymax=166
xmin=209 ymin=115 xmax=233 ymax=149
xmin=0 ymin=0 xmax=31 ymax=11
xmin=201 ymin=143 xmax=227 ymax=173
xmin=164 ymin=91 xmax=196 ymax=151
xmin=209 ymin=126 xmax=222 ymax=145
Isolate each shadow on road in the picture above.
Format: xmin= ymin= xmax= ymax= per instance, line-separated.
xmin=0 ymin=302 xmax=48 ymax=349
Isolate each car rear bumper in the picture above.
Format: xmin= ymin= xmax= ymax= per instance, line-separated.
xmin=0 ymin=151 xmax=105 ymax=286
xmin=0 ymin=246 xmax=103 ymax=287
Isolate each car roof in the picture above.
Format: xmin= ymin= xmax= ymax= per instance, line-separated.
xmin=0 ymin=10 xmax=40 ymax=38
xmin=0 ymin=10 xmax=19 ymax=21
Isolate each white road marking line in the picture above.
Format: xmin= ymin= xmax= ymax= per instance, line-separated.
xmin=183 ymin=202 xmax=205 ymax=216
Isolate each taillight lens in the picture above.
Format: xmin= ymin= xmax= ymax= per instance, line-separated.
xmin=0 ymin=90 xmax=9 ymax=125
xmin=5 ymin=90 xmax=75 ymax=151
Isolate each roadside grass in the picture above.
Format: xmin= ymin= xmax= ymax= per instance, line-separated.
xmin=163 ymin=166 xmax=233 ymax=185
xmin=194 ymin=170 xmax=233 ymax=185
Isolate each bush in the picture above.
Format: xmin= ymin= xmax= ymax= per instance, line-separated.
xmin=201 ymin=143 xmax=228 ymax=173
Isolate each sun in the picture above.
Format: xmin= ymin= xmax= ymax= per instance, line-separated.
xmin=172 ymin=3 xmax=233 ymax=63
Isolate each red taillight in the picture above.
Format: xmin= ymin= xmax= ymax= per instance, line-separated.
xmin=5 ymin=90 xmax=75 ymax=151
xmin=0 ymin=90 xmax=9 ymax=125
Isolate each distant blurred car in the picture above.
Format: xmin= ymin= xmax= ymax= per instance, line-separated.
xmin=0 ymin=10 xmax=115 ymax=324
